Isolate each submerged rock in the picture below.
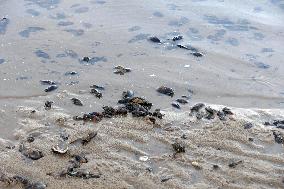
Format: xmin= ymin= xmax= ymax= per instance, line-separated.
xmin=171 ymin=102 xmax=181 ymax=109
xmin=176 ymin=98 xmax=188 ymax=104
xmin=190 ymin=103 xmax=205 ymax=112
xmin=157 ymin=86 xmax=174 ymax=97
xmin=71 ymin=98 xmax=83 ymax=106
xmin=113 ymin=65 xmax=132 ymax=75
xmin=82 ymin=56 xmax=90 ymax=62
xmin=149 ymin=36 xmax=161 ymax=43
xmin=90 ymin=85 xmax=105 ymax=90
xmin=90 ymin=88 xmax=102 ymax=98
xmin=40 ymin=80 xmax=56 ymax=85
xmin=172 ymin=35 xmax=183 ymax=41
xmin=44 ymin=85 xmax=58 ymax=92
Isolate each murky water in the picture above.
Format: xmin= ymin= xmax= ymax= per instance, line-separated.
xmin=0 ymin=0 xmax=284 ymax=138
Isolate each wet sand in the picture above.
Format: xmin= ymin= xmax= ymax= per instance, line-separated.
xmin=0 ymin=0 xmax=284 ymax=188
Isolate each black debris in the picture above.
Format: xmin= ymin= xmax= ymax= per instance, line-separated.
xmin=176 ymin=98 xmax=188 ymax=104
xmin=171 ymin=102 xmax=180 ymax=109
xmin=172 ymin=35 xmax=183 ymax=41
xmin=19 ymin=144 xmax=44 ymax=160
xmin=113 ymin=65 xmax=131 ymax=75
xmin=44 ymin=101 xmax=53 ymax=110
xmin=90 ymin=88 xmax=102 ymax=98
xmin=149 ymin=36 xmax=161 ymax=43
xmin=273 ymin=131 xmax=283 ymax=144
xmin=190 ymin=103 xmax=205 ymax=112
xmin=44 ymin=85 xmax=58 ymax=92
xmin=71 ymin=98 xmax=83 ymax=106
xmin=157 ymin=86 xmax=174 ymax=97
xmin=40 ymin=80 xmax=56 ymax=85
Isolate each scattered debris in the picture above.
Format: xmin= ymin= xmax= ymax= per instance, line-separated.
xmin=157 ymin=86 xmax=174 ymax=97
xmin=222 ymin=107 xmax=233 ymax=115
xmin=71 ymin=98 xmax=83 ymax=106
xmin=149 ymin=36 xmax=161 ymax=43
xmin=264 ymin=120 xmax=284 ymax=129
xmin=113 ymin=65 xmax=131 ymax=75
xmin=0 ymin=174 xmax=46 ymax=189
xmin=205 ymin=106 xmax=216 ymax=119
xmin=44 ymin=85 xmax=58 ymax=92
xmin=44 ymin=101 xmax=53 ymax=110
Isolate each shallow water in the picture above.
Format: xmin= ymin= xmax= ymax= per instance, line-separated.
xmin=0 ymin=0 xmax=284 ymax=140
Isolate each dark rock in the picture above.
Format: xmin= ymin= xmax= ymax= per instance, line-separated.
xmin=40 ymin=80 xmax=56 ymax=85
xmin=176 ymin=98 xmax=188 ymax=104
xmin=190 ymin=103 xmax=205 ymax=112
xmin=161 ymin=177 xmax=171 ymax=182
xmin=191 ymin=52 xmax=203 ymax=57
xmin=82 ymin=57 xmax=90 ymax=62
xmin=222 ymin=107 xmax=233 ymax=115
xmin=205 ymin=106 xmax=216 ymax=119
xmin=44 ymin=101 xmax=53 ymax=110
xmin=172 ymin=142 xmax=185 ymax=153
xmin=213 ymin=165 xmax=219 ymax=169
xmin=273 ymin=131 xmax=283 ymax=144
xmin=217 ymin=111 xmax=226 ymax=121
xmin=71 ymin=98 xmax=83 ymax=106
xmin=157 ymin=86 xmax=174 ymax=97
xmin=149 ymin=36 xmax=161 ymax=43
xmin=171 ymin=102 xmax=180 ymax=109
xmin=90 ymin=85 xmax=105 ymax=90
xmin=228 ymin=160 xmax=243 ymax=168
xmin=152 ymin=109 xmax=164 ymax=119
xmin=44 ymin=85 xmax=58 ymax=92
xmin=27 ymin=136 xmax=35 ymax=143
xmin=244 ymin=122 xmax=253 ymax=129
xmin=248 ymin=137 xmax=254 ymax=142
xmin=113 ymin=65 xmax=131 ymax=75
xmin=122 ymin=90 xmax=134 ymax=99
xmin=65 ymin=71 xmax=78 ymax=76
xmin=73 ymin=154 xmax=88 ymax=164
xmin=177 ymin=44 xmax=190 ymax=50
xmin=172 ymin=35 xmax=183 ymax=41
xmin=90 ymin=88 xmax=102 ymax=98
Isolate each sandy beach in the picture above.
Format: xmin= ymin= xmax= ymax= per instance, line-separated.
xmin=0 ymin=0 xmax=284 ymax=188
